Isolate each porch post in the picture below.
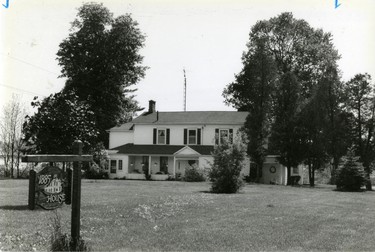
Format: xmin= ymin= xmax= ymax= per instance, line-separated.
xmin=173 ymin=157 xmax=176 ymax=177
xmin=148 ymin=156 xmax=152 ymax=175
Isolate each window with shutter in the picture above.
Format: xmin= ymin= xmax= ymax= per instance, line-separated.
xmin=216 ymin=128 xmax=234 ymax=145
xmin=197 ymin=128 xmax=201 ymax=145
xmin=166 ymin=129 xmax=170 ymax=145
xmin=184 ymin=129 xmax=187 ymax=145
xmin=154 ymin=128 xmax=168 ymax=145
xmin=157 ymin=129 xmax=166 ymax=144
xmin=215 ymin=128 xmax=219 ymax=145
xmin=153 ymin=128 xmax=157 ymax=144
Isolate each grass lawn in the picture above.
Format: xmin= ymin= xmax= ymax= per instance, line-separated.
xmin=1 ymin=179 xmax=375 ymax=251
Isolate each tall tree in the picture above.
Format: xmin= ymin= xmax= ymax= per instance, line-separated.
xmin=270 ymin=72 xmax=305 ymax=184
xmin=344 ymin=73 xmax=374 ymax=190
xmin=0 ymin=95 xmax=27 ymax=178
xmin=318 ymin=65 xmax=352 ymax=183
xmin=298 ymin=85 xmax=329 ymax=186
xmin=57 ymin=3 xmax=146 ymax=145
xmin=23 ymin=92 xmax=99 ymax=154
xmin=223 ymin=41 xmax=277 ymax=181
xmin=224 ymin=12 xmax=341 ymax=185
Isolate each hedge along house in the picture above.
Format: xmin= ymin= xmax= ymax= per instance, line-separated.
xmin=106 ymin=100 xmax=304 ymax=184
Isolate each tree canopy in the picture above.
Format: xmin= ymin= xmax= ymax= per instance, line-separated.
xmin=23 ymin=92 xmax=99 ymax=154
xmin=223 ymin=12 xmax=342 ymax=185
xmin=24 ymin=3 xmax=147 ymax=155
xmin=57 ymin=2 xmax=147 ymax=145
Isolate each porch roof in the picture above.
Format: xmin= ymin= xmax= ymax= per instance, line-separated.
xmin=111 ymin=144 xmax=214 ymax=156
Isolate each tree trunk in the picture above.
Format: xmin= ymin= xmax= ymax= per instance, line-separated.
xmin=365 ymin=173 xmax=372 ymax=191
xmin=286 ymin=165 xmax=291 ymax=185
xmin=308 ymin=161 xmax=315 ymax=187
xmin=364 ymin=166 xmax=372 ymax=191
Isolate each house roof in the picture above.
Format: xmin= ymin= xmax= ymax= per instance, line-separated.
xmin=134 ymin=111 xmax=247 ymax=125
xmin=111 ymin=144 xmax=214 ymax=156
xmin=108 ymin=111 xmax=248 ymax=131
xmin=108 ymin=123 xmax=134 ymax=132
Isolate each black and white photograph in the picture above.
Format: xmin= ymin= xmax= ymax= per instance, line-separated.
xmin=1 ymin=0 xmax=375 ymax=251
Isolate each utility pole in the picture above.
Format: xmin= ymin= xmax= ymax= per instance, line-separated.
xmin=183 ymin=68 xmax=187 ymax=112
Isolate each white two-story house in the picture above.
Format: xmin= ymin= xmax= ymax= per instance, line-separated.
xmin=106 ymin=100 xmax=304 ymax=184
xmin=106 ymin=100 xmax=250 ymax=180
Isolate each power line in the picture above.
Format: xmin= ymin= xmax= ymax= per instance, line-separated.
xmin=0 ymin=52 xmax=60 ymax=76
xmin=0 ymin=82 xmax=47 ymax=97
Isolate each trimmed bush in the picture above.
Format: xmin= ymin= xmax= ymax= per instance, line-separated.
xmin=183 ymin=164 xmax=206 ymax=182
xmin=208 ymin=134 xmax=246 ymax=193
xmin=336 ymin=148 xmax=366 ymax=191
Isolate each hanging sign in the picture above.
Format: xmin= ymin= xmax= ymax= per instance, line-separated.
xmin=35 ymin=166 xmax=65 ymax=210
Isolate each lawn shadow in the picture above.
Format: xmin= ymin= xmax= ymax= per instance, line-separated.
xmin=0 ymin=205 xmax=31 ymax=211
xmin=199 ymin=190 xmax=213 ymax=194
xmin=198 ymin=190 xmax=246 ymax=195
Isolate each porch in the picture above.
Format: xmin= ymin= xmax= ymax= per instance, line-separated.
xmin=126 ymin=155 xmax=200 ymax=180
xmin=108 ymin=144 xmax=214 ymax=180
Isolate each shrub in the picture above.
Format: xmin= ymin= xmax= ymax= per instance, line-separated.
xmin=336 ymin=148 xmax=366 ymax=191
xmin=84 ymin=166 xmax=108 ymax=179
xmin=143 ymin=167 xmax=152 ymax=180
xmin=208 ymin=133 xmax=246 ymax=193
xmin=183 ymin=164 xmax=206 ymax=182
xmin=50 ymin=211 xmax=89 ymax=251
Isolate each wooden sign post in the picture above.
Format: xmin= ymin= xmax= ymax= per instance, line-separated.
xmin=71 ymin=140 xmax=82 ymax=248
xmin=23 ymin=140 xmax=92 ymax=247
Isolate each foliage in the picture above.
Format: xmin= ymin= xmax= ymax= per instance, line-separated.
xmin=224 ymin=12 xmax=342 ymax=185
xmin=84 ymin=165 xmax=109 ymax=179
xmin=143 ymin=166 xmax=152 ymax=180
xmin=0 ymin=95 xmax=27 ymax=178
xmin=336 ymin=148 xmax=367 ymax=191
xmin=183 ymin=164 xmax=206 ymax=182
xmin=50 ymin=211 xmax=89 ymax=252
xmin=223 ymin=41 xmax=277 ymax=182
xmin=298 ymin=82 xmax=331 ymax=186
xmin=270 ymin=72 xmax=305 ymax=184
xmin=208 ymin=134 xmax=247 ymax=193
xmin=343 ymin=73 xmax=375 ymax=190
xmin=57 ymin=2 xmax=147 ymax=145
xmin=23 ymin=92 xmax=99 ymax=154
xmin=88 ymin=142 xmax=109 ymax=169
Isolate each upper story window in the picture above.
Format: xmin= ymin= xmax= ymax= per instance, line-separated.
xmin=153 ymin=128 xmax=170 ymax=145
xmin=220 ymin=129 xmax=229 ymax=144
xmin=215 ymin=128 xmax=233 ymax=145
xmin=188 ymin=129 xmax=197 ymax=145
xmin=184 ymin=128 xmax=201 ymax=145
xmin=158 ymin=129 xmax=166 ymax=144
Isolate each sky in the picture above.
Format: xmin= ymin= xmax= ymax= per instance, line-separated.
xmin=1 ymin=0 xmax=374 ymax=116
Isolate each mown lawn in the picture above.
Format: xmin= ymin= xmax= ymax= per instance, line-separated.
xmin=1 ymin=179 xmax=375 ymax=251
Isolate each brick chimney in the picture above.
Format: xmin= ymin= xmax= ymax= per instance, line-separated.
xmin=148 ymin=100 xmax=156 ymax=113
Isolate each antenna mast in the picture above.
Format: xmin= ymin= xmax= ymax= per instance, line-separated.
xmin=183 ymin=68 xmax=187 ymax=112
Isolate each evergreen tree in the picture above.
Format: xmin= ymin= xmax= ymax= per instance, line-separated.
xmin=336 ymin=147 xmax=366 ymax=191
